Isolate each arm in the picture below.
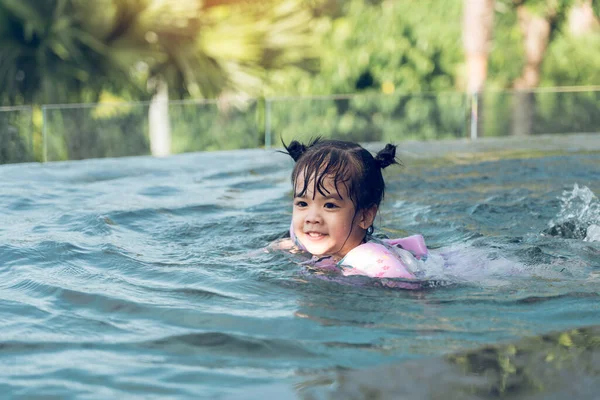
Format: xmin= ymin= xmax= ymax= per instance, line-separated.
xmin=340 ymin=243 xmax=416 ymax=279
xmin=267 ymin=238 xmax=295 ymax=251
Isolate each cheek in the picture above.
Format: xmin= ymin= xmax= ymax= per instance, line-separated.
xmin=333 ymin=216 xmax=352 ymax=233
xmin=291 ymin=209 xmax=302 ymax=225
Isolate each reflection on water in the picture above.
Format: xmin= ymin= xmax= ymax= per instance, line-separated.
xmin=300 ymin=325 xmax=600 ymax=400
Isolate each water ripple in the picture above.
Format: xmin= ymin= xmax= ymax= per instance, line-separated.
xmin=0 ymin=149 xmax=599 ymax=397
xmin=142 ymin=332 xmax=318 ymax=358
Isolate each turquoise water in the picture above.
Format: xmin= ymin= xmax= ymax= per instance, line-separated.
xmin=1 ymin=147 xmax=599 ymax=399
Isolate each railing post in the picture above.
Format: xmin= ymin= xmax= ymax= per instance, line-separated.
xmin=28 ymin=106 xmax=34 ymax=162
xmin=469 ymin=91 xmax=479 ymax=140
xmin=42 ymin=105 xmax=48 ymax=162
xmin=264 ymin=98 xmax=272 ymax=149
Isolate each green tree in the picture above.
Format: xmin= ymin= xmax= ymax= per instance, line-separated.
xmin=0 ymin=0 xmax=317 ymax=103
xmin=488 ymin=0 xmax=600 ymax=136
xmin=0 ymin=0 xmax=317 ymax=161
xmin=0 ymin=0 xmax=140 ymax=105
xmin=268 ymin=0 xmax=467 ymax=144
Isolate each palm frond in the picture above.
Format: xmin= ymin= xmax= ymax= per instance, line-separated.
xmin=0 ymin=0 xmax=318 ymax=104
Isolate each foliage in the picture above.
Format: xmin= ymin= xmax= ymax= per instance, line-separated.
xmin=2 ymin=0 xmax=600 ymax=162
xmin=169 ymin=101 xmax=261 ymax=152
xmin=0 ymin=0 xmax=142 ymax=105
xmin=267 ymin=0 xmax=467 ymax=143
xmin=0 ymin=0 xmax=319 ymax=161
xmin=542 ymin=31 xmax=600 ymax=85
xmin=41 ymin=100 xmax=262 ymax=161
xmin=267 ymin=0 xmax=463 ymax=96
xmin=0 ymin=108 xmax=32 ymax=163
xmin=272 ymin=92 xmax=468 ymax=146
xmin=0 ymin=0 xmax=318 ymax=105
xmin=44 ymin=104 xmax=149 ymax=161
xmin=486 ymin=3 xmax=525 ymax=89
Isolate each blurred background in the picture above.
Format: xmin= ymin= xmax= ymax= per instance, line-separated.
xmin=0 ymin=0 xmax=599 ymax=163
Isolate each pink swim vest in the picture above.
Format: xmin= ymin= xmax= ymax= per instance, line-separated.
xmin=290 ymin=225 xmax=428 ymax=280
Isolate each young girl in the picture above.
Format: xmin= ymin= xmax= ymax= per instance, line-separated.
xmin=276 ymin=138 xmax=430 ymax=283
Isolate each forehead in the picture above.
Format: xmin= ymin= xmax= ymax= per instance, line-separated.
xmin=294 ymin=171 xmax=349 ymax=198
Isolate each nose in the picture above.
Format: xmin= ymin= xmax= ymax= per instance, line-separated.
xmin=304 ymin=206 xmax=322 ymax=225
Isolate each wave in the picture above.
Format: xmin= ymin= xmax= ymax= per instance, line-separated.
xmin=545 ymin=184 xmax=600 ymax=241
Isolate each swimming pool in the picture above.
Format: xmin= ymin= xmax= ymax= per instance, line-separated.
xmin=1 ymin=134 xmax=599 ymax=398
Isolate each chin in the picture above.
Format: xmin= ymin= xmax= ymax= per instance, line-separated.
xmin=304 ymin=246 xmax=327 ymax=256
xmin=302 ymin=243 xmax=331 ymax=257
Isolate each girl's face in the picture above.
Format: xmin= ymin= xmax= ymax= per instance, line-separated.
xmin=292 ymin=173 xmax=375 ymax=260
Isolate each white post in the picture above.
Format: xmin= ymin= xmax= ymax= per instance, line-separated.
xmin=149 ymin=79 xmax=171 ymax=157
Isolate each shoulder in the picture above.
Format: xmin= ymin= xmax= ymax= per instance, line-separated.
xmin=340 ymin=242 xmax=415 ymax=279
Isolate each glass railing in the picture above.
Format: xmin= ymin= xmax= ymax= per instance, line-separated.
xmin=43 ymin=102 xmax=150 ymax=162
xmin=1 ymin=87 xmax=598 ymax=164
xmin=267 ymin=92 xmax=468 ymax=147
xmin=42 ymin=99 xmax=261 ymax=162
xmin=0 ymin=106 xmax=34 ymax=164
xmin=479 ymin=87 xmax=600 ymax=138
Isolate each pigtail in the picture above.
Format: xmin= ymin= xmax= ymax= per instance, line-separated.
xmin=374 ymin=144 xmax=400 ymax=169
xmin=280 ymin=136 xmax=322 ymax=162
xmin=282 ymin=140 xmax=306 ymax=162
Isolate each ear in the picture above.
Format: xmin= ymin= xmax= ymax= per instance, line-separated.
xmin=358 ymin=206 xmax=377 ymax=230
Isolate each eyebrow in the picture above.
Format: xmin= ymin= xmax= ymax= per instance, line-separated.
xmin=294 ymin=193 xmax=343 ymax=200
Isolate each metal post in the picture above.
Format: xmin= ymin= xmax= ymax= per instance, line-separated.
xmin=42 ymin=106 xmax=47 ymax=162
xmin=264 ymin=99 xmax=272 ymax=149
xmin=470 ymin=91 xmax=479 ymax=140
xmin=28 ymin=106 xmax=34 ymax=162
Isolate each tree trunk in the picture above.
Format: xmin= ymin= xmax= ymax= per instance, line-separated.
xmin=148 ymin=79 xmax=171 ymax=157
xmin=511 ymin=5 xmax=551 ymax=136
xmin=463 ymin=0 xmax=495 ymax=93
xmin=463 ymin=0 xmax=495 ymax=138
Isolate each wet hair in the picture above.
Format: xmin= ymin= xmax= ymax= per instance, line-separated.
xmin=282 ymin=138 xmax=399 ymax=212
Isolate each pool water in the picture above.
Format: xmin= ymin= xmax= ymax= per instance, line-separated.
xmin=1 ymin=138 xmax=599 ymax=399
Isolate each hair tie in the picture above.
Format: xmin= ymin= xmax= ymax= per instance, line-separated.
xmin=374 ymin=143 xmax=399 ymax=169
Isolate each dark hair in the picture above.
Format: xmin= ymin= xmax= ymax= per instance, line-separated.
xmin=282 ymin=138 xmax=399 ymax=212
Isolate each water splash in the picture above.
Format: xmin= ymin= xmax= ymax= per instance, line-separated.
xmin=546 ymin=184 xmax=600 ymax=242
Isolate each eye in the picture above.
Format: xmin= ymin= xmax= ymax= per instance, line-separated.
xmin=295 ymin=200 xmax=308 ymax=207
xmin=324 ymin=202 xmax=339 ymax=209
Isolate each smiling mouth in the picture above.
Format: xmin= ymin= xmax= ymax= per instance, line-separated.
xmin=305 ymin=232 xmax=327 ymax=239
